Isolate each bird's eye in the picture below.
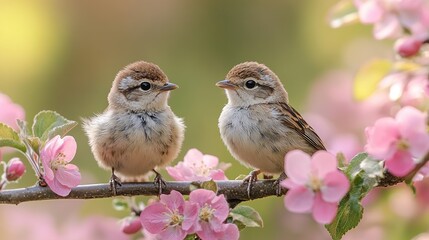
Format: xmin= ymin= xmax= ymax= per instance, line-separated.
xmin=245 ymin=80 xmax=256 ymax=89
xmin=140 ymin=82 xmax=151 ymax=91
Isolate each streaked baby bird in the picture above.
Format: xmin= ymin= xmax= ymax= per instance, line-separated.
xmin=217 ymin=62 xmax=326 ymax=196
xmin=83 ymin=61 xmax=185 ymax=194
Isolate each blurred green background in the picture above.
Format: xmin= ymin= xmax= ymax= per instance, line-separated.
xmin=0 ymin=1 xmax=399 ymax=239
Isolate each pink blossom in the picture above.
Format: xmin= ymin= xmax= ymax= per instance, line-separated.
xmin=186 ymin=189 xmax=239 ymax=240
xmin=354 ymin=0 xmax=429 ymax=40
xmin=365 ymin=106 xmax=429 ymax=177
xmin=379 ymin=71 xmax=429 ymax=107
xmin=121 ymin=216 xmax=142 ymax=234
xmin=0 ymin=93 xmax=25 ymax=130
xmin=40 ymin=135 xmax=81 ymax=197
xmin=395 ymin=36 xmax=423 ymax=57
xmin=166 ymin=148 xmax=230 ymax=181
xmin=281 ymin=150 xmax=350 ymax=224
xmin=0 ymin=93 xmax=25 ymax=157
xmin=140 ymin=190 xmax=198 ymax=240
xmin=5 ymin=157 xmax=26 ymax=181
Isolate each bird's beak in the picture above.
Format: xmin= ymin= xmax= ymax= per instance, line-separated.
xmin=159 ymin=82 xmax=178 ymax=92
xmin=216 ymin=80 xmax=238 ymax=90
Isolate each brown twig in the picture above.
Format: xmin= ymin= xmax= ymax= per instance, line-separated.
xmin=0 ymin=180 xmax=285 ymax=205
xmin=2 ymin=153 xmax=428 ymax=205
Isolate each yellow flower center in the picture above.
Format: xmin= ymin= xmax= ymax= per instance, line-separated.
xmin=199 ymin=204 xmax=215 ymax=222
xmin=309 ymin=175 xmax=323 ymax=192
xmin=168 ymin=211 xmax=183 ymax=227
xmin=396 ymin=139 xmax=409 ymax=151
xmin=50 ymin=152 xmax=67 ymax=171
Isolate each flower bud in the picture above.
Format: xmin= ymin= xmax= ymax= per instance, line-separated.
xmin=5 ymin=158 xmax=26 ymax=181
xmin=395 ymin=37 xmax=422 ymax=57
xmin=121 ymin=217 xmax=142 ymax=234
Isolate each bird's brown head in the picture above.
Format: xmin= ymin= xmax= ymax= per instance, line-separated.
xmin=108 ymin=61 xmax=178 ymax=112
xmin=216 ymin=62 xmax=288 ymax=106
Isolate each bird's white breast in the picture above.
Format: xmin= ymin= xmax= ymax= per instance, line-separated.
xmin=218 ymin=104 xmax=303 ymax=174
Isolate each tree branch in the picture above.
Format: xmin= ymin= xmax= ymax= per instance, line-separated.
xmin=2 ymin=152 xmax=428 ymax=205
xmin=0 ymin=180 xmax=285 ymax=205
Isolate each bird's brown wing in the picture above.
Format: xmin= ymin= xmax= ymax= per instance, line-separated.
xmin=275 ymin=102 xmax=326 ymax=151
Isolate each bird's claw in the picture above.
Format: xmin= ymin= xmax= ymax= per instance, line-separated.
xmin=273 ymin=172 xmax=287 ymax=196
xmin=110 ymin=169 xmax=122 ymax=195
xmin=153 ymin=169 xmax=167 ymax=196
xmin=243 ymin=169 xmax=261 ymax=199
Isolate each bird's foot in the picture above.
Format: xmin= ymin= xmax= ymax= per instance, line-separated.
xmin=153 ymin=169 xmax=167 ymax=196
xmin=273 ymin=172 xmax=287 ymax=196
xmin=243 ymin=169 xmax=261 ymax=199
xmin=110 ymin=168 xmax=122 ymax=195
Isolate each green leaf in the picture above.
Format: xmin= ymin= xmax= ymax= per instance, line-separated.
xmin=233 ymin=220 xmax=247 ymax=231
xmin=201 ymin=179 xmax=218 ymax=193
xmin=336 ymin=152 xmax=347 ymax=168
xmin=326 ymin=152 xmax=381 ymax=240
xmin=27 ymin=136 xmax=42 ymax=155
xmin=230 ymin=205 xmax=263 ymax=228
xmin=360 ymin=157 xmax=384 ymax=179
xmin=112 ymin=198 xmax=128 ymax=211
xmin=345 ymin=152 xmax=368 ymax=178
xmin=32 ymin=110 xmax=77 ymax=141
xmin=326 ymin=174 xmax=366 ymax=240
xmin=0 ymin=123 xmax=26 ymax=152
xmin=354 ymin=59 xmax=392 ymax=100
xmin=184 ymin=234 xmax=197 ymax=240
xmin=328 ymin=0 xmax=359 ymax=28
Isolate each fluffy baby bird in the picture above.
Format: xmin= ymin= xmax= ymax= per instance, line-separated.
xmin=84 ymin=61 xmax=185 ymax=194
xmin=217 ymin=62 xmax=326 ymax=197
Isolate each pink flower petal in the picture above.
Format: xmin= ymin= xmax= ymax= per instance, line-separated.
xmin=385 ymin=150 xmax=415 ymax=177
xmin=373 ymin=14 xmax=402 ymax=39
xmin=321 ymin=171 xmax=350 ymax=203
xmin=210 ymin=194 xmax=229 ymax=223
xmin=284 ymin=150 xmax=311 ymax=185
xmin=184 ymin=148 xmax=204 ymax=168
xmin=158 ymin=226 xmax=186 ymax=240
xmin=0 ymin=93 xmax=25 ymax=130
xmin=197 ymin=222 xmax=218 ymax=240
xmin=182 ymin=202 xmax=199 ymax=232
xmin=166 ymin=163 xmax=194 ymax=181
xmin=365 ymin=117 xmax=399 ymax=160
xmin=281 ymin=178 xmax=300 ymax=189
xmin=40 ymin=135 xmax=62 ymax=162
xmin=396 ymin=106 xmax=427 ymax=137
xmin=312 ymin=193 xmax=338 ymax=224
xmin=49 ymin=178 xmax=73 ymax=197
xmin=284 ymin=186 xmax=314 ymax=213
xmin=203 ymin=154 xmax=219 ymax=168
xmin=189 ymin=189 xmax=216 ymax=206
xmin=208 ymin=169 xmax=228 ymax=180
xmin=358 ymin=0 xmax=384 ymax=23
xmin=160 ymin=190 xmax=185 ymax=211
xmin=55 ymin=164 xmax=81 ymax=188
xmin=396 ymin=106 xmax=429 ymax=157
xmin=311 ymin=151 xmax=337 ymax=179
xmin=214 ymin=223 xmax=239 ymax=240
xmin=140 ymin=203 xmax=169 ymax=234
xmin=59 ymin=136 xmax=77 ymax=162
xmin=41 ymin=158 xmax=55 ymax=181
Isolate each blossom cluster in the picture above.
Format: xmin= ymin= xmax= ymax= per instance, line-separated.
xmin=354 ymin=0 xmax=429 ymax=56
xmin=0 ymin=92 xmax=80 ymax=196
xmin=140 ymin=189 xmax=239 ymax=240
xmin=166 ymin=148 xmax=231 ymax=181
xmin=365 ymin=106 xmax=429 ymax=177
